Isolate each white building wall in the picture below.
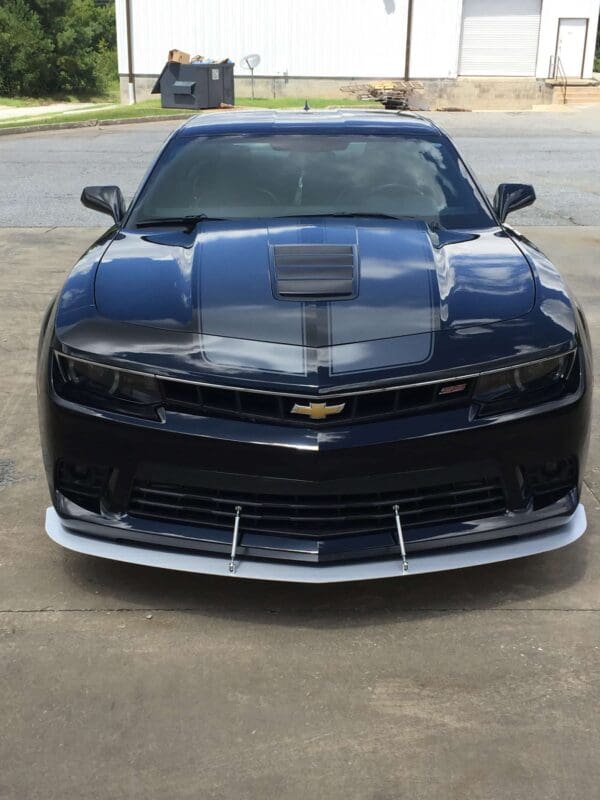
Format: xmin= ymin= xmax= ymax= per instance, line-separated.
xmin=536 ymin=0 xmax=600 ymax=79
xmin=116 ymin=0 xmax=600 ymax=82
xmin=409 ymin=0 xmax=463 ymax=78
xmin=116 ymin=0 xmax=414 ymax=78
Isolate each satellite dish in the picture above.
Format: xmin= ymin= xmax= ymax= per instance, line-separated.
xmin=241 ymin=53 xmax=261 ymax=98
xmin=242 ymin=54 xmax=260 ymax=71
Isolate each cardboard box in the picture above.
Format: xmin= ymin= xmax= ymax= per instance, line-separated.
xmin=168 ymin=49 xmax=190 ymax=64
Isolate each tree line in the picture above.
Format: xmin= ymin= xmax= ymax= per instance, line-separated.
xmin=0 ymin=0 xmax=117 ymax=97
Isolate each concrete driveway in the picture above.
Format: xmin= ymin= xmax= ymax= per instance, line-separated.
xmin=1 ymin=224 xmax=599 ymax=799
xmin=1 ymin=109 xmax=600 ymax=798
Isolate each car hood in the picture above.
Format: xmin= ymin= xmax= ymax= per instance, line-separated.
xmin=57 ymin=219 xmax=578 ymax=392
xmin=94 ymin=218 xmax=535 ymax=348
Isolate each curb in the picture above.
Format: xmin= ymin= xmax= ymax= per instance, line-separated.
xmin=0 ymin=113 xmax=194 ymax=137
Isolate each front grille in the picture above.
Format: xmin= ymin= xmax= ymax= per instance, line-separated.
xmin=129 ymin=476 xmax=506 ymax=538
xmin=159 ymin=378 xmax=473 ymax=427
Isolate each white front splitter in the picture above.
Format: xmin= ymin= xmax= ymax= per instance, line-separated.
xmin=45 ymin=504 xmax=587 ymax=584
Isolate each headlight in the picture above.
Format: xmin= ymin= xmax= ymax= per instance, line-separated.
xmin=514 ymin=358 xmax=568 ymax=391
xmin=54 ymin=354 xmax=162 ymax=418
xmin=475 ymin=352 xmax=576 ymax=414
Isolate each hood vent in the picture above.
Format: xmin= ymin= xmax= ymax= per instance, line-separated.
xmin=272 ymin=244 xmax=358 ymax=301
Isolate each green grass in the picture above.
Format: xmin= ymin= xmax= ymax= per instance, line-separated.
xmin=0 ymin=95 xmax=380 ymax=130
xmin=0 ymin=81 xmax=120 ymax=108
xmin=0 ymin=95 xmax=53 ymax=107
xmin=0 ymin=98 xmax=181 ymax=129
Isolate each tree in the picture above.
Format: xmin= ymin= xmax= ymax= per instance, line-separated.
xmin=29 ymin=1 xmax=70 ymax=33
xmin=54 ymin=0 xmax=117 ymax=93
xmin=0 ymin=0 xmax=53 ymax=95
xmin=0 ymin=0 xmax=116 ymax=97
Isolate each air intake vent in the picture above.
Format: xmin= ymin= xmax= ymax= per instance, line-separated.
xmin=272 ymin=244 xmax=358 ymax=301
xmin=128 ymin=475 xmax=507 ymax=538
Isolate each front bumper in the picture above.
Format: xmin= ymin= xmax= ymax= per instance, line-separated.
xmin=39 ymin=338 xmax=592 ymax=581
xmin=46 ymin=504 xmax=587 ymax=583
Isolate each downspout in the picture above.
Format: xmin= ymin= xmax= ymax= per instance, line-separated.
xmin=125 ymin=0 xmax=136 ymax=104
xmin=404 ymin=0 xmax=414 ymax=81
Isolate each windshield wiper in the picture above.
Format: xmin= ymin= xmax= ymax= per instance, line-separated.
xmin=135 ymin=211 xmax=432 ymax=227
xmin=135 ymin=214 xmax=227 ymax=228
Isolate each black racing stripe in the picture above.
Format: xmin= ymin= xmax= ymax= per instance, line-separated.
xmin=303 ymin=302 xmax=330 ymax=349
xmin=302 ymin=302 xmax=332 ymax=385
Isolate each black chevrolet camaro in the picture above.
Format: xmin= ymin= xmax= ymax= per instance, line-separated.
xmin=38 ymin=110 xmax=592 ymax=582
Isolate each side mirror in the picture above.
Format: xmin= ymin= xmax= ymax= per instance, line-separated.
xmin=493 ymin=183 xmax=536 ymax=223
xmin=81 ymin=185 xmax=126 ymax=223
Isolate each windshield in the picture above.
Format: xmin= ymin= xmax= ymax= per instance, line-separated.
xmin=129 ymin=133 xmax=494 ymax=229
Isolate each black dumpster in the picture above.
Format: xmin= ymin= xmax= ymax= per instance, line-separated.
xmin=152 ymin=61 xmax=234 ymax=109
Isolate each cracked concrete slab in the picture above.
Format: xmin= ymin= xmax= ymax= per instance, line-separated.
xmin=2 ymin=609 xmax=599 ymax=800
xmin=0 ymin=459 xmax=15 ymax=489
xmin=0 ymin=226 xmax=599 ymax=799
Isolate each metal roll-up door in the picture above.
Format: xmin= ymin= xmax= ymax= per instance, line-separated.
xmin=459 ymin=0 xmax=542 ymax=77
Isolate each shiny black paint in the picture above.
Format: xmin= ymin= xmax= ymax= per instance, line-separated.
xmin=38 ymin=364 xmax=589 ymax=562
xmin=37 ymin=111 xmax=593 ymax=567
xmin=48 ymin=217 xmax=578 ymax=393
xmin=94 ymin=221 xmax=537 ymax=340
xmin=493 ymin=183 xmax=537 ymax=223
xmin=81 ymin=186 xmax=126 ymax=224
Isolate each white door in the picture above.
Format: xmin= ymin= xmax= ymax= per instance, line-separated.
xmin=556 ymin=18 xmax=588 ymax=78
xmin=459 ymin=0 xmax=542 ymax=77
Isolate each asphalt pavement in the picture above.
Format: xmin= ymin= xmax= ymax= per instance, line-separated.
xmin=1 ymin=104 xmax=600 ymax=226
xmin=1 ymin=108 xmax=600 ymax=799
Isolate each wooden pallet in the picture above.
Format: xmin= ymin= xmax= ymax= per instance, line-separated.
xmin=341 ymin=80 xmax=424 ymax=110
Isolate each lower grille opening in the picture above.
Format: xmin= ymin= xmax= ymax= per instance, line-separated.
xmin=56 ymin=460 xmax=110 ymax=513
xmin=523 ymin=458 xmax=578 ymax=510
xmin=128 ymin=476 xmax=507 ymax=538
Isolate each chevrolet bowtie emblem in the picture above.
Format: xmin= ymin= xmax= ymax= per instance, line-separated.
xmin=291 ymin=401 xmax=346 ymax=420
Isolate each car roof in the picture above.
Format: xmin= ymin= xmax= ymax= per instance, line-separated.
xmin=177 ymin=109 xmax=442 ymax=138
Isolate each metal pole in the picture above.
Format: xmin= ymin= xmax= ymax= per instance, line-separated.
xmin=404 ymin=0 xmax=414 ymax=82
xmin=393 ymin=504 xmax=408 ymax=573
xmin=228 ymin=506 xmax=242 ymax=574
xmin=125 ymin=0 xmax=136 ymax=104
